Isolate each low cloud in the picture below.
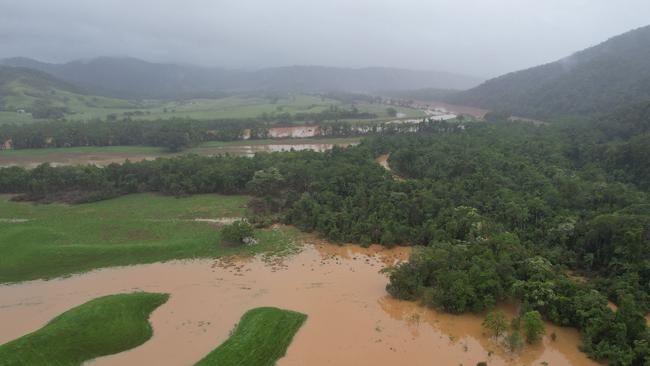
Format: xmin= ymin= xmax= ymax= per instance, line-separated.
xmin=1 ymin=0 xmax=649 ymax=77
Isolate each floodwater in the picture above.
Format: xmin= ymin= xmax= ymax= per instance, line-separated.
xmin=376 ymin=153 xmax=405 ymax=181
xmin=0 ymin=235 xmax=598 ymax=366
xmin=268 ymin=126 xmax=320 ymax=138
xmin=0 ymin=140 xmax=358 ymax=168
xmin=194 ymin=142 xmax=352 ymax=158
xmin=376 ymin=153 xmax=392 ymax=171
xmin=417 ymin=100 xmax=488 ymax=119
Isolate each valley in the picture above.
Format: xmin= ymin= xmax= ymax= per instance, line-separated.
xmin=1 ymin=10 xmax=650 ymax=366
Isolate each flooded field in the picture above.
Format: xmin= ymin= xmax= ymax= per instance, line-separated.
xmin=0 ymin=138 xmax=359 ymax=168
xmin=418 ymin=100 xmax=489 ymax=119
xmin=267 ymin=126 xmax=319 ymax=138
xmin=0 ymin=237 xmax=598 ymax=366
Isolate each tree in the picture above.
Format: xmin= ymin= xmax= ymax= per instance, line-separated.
xmin=247 ymin=168 xmax=285 ymax=197
xmin=220 ymin=220 xmax=254 ymax=245
xmin=483 ymin=310 xmax=508 ymax=338
xmin=522 ymin=311 xmax=545 ymax=344
xmin=386 ymin=107 xmax=398 ymax=117
xmin=483 ymin=110 xmax=511 ymax=122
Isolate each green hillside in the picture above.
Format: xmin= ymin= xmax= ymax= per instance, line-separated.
xmin=0 ymin=66 xmax=137 ymax=124
xmin=0 ymin=66 xmax=423 ymax=125
xmin=447 ymin=25 xmax=650 ymax=120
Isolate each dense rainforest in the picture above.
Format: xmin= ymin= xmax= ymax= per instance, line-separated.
xmin=447 ymin=25 xmax=650 ymax=120
xmin=1 ymin=102 xmax=649 ymax=364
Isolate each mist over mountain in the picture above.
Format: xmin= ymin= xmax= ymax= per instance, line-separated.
xmin=0 ymin=57 xmax=483 ymax=99
xmin=447 ymin=25 xmax=650 ymax=119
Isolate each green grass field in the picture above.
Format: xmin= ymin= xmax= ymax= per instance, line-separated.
xmin=195 ymin=307 xmax=307 ymax=366
xmin=0 ymin=145 xmax=164 ymax=158
xmin=0 ymin=292 xmax=169 ymax=366
xmin=0 ymin=91 xmax=424 ymax=125
xmin=0 ymin=193 xmax=300 ymax=283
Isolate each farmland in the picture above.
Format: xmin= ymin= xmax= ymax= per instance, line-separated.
xmin=0 ymin=193 xmax=300 ymax=283
xmin=0 ymin=91 xmax=425 ymax=125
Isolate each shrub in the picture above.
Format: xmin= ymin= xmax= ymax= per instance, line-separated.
xmin=221 ymin=220 xmax=255 ymax=245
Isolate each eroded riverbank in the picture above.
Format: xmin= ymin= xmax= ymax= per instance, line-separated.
xmin=0 ymin=239 xmax=598 ymax=366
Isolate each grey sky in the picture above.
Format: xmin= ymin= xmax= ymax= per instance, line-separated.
xmin=1 ymin=0 xmax=649 ymax=77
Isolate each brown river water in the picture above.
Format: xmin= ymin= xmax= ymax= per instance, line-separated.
xmin=0 ymin=234 xmax=599 ymax=366
xmin=0 ymin=141 xmax=357 ymax=169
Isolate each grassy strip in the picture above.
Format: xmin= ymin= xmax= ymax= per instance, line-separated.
xmin=195 ymin=307 xmax=307 ymax=366
xmin=0 ymin=194 xmax=299 ymax=283
xmin=0 ymin=93 xmax=423 ymax=124
xmin=0 ymin=145 xmax=164 ymax=157
xmin=0 ymin=292 xmax=169 ymax=366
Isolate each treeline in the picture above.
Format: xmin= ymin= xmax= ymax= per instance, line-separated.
xmin=0 ymin=118 xmax=258 ymax=152
xmin=258 ymin=105 xmax=377 ymax=123
xmin=387 ymin=237 xmax=649 ymax=364
xmin=0 ymin=115 xmax=445 ymax=152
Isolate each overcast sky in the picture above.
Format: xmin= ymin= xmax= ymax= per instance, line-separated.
xmin=1 ymin=0 xmax=649 ymax=77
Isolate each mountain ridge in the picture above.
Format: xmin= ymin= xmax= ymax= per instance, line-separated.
xmin=0 ymin=57 xmax=483 ymax=99
xmin=446 ymin=24 xmax=650 ymax=119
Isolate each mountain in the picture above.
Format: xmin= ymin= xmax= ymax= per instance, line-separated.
xmin=446 ymin=25 xmax=650 ymax=119
xmin=1 ymin=57 xmax=235 ymax=99
xmin=0 ymin=57 xmax=483 ymax=99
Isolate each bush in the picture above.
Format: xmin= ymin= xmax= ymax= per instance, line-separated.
xmin=522 ymin=310 xmax=545 ymax=344
xmin=221 ymin=220 xmax=255 ymax=245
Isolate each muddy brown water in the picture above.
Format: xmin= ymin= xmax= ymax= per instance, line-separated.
xmin=375 ymin=153 xmax=405 ymax=182
xmin=0 ymin=142 xmax=356 ymax=168
xmin=0 ymin=237 xmax=599 ymax=366
xmin=376 ymin=153 xmax=392 ymax=171
xmin=419 ymin=100 xmax=489 ymax=119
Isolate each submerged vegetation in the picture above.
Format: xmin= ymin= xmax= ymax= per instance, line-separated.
xmin=194 ymin=307 xmax=307 ymax=366
xmin=0 ymin=292 xmax=168 ymax=366
xmin=0 ymin=101 xmax=649 ymax=363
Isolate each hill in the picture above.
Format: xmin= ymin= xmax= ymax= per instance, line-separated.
xmin=0 ymin=65 xmax=78 ymax=95
xmin=0 ymin=65 xmax=136 ymax=122
xmin=446 ymin=25 xmax=650 ymax=119
xmin=0 ymin=65 xmax=425 ymax=124
xmin=0 ymin=57 xmax=482 ymax=99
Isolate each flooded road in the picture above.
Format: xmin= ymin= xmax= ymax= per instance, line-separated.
xmin=376 ymin=153 xmax=392 ymax=171
xmin=0 ymin=235 xmax=599 ymax=366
